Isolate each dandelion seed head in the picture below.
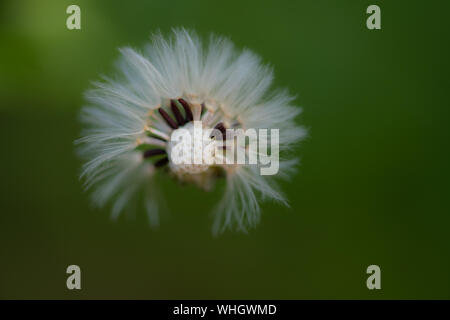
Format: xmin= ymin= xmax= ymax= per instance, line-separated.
xmin=76 ymin=28 xmax=306 ymax=234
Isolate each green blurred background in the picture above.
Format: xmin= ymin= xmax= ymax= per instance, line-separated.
xmin=1 ymin=0 xmax=449 ymax=299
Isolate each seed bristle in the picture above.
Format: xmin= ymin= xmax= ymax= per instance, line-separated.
xmin=170 ymin=100 xmax=185 ymax=126
xmin=158 ymin=108 xmax=178 ymax=129
xmin=178 ymin=98 xmax=194 ymax=122
xmin=143 ymin=148 xmax=166 ymax=158
xmin=214 ymin=122 xmax=227 ymax=140
xmin=154 ymin=157 xmax=169 ymax=168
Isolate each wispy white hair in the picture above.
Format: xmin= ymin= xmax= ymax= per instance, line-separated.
xmin=77 ymin=28 xmax=306 ymax=235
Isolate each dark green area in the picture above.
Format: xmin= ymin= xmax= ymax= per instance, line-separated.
xmin=1 ymin=0 xmax=449 ymax=299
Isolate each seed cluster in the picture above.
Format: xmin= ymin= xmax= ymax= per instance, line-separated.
xmin=142 ymin=98 xmax=226 ymax=175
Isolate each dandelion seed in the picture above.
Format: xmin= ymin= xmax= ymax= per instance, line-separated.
xmin=76 ymin=28 xmax=306 ymax=234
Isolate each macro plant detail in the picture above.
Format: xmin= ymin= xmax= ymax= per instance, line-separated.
xmin=76 ymin=28 xmax=305 ymax=234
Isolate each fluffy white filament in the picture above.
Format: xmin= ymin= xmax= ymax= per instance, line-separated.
xmin=76 ymin=28 xmax=306 ymax=234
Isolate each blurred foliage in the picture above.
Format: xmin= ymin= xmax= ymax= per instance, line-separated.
xmin=1 ymin=0 xmax=450 ymax=299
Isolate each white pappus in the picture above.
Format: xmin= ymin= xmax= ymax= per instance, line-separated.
xmin=76 ymin=28 xmax=306 ymax=235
